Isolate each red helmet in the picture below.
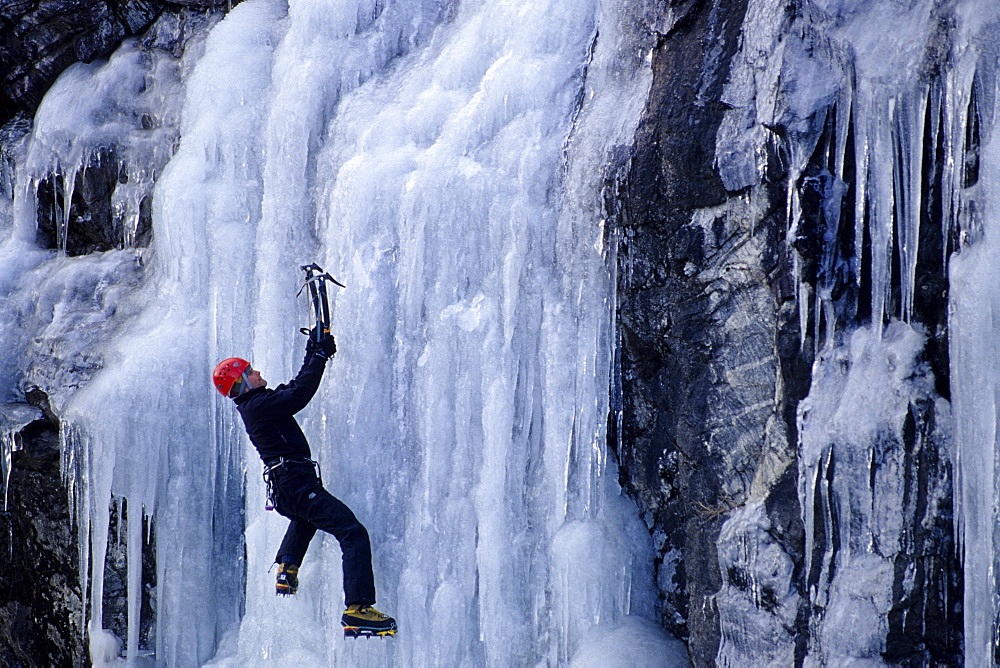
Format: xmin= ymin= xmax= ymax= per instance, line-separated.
xmin=213 ymin=357 xmax=251 ymax=397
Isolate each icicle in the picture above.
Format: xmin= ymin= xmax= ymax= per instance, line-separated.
xmin=126 ymin=500 xmax=142 ymax=661
xmin=1 ymin=430 xmax=17 ymax=514
xmin=1 ymin=429 xmax=20 ymax=563
xmin=899 ymin=87 xmax=927 ymax=322
xmin=58 ymin=165 xmax=76 ymax=253
xmin=818 ymin=448 xmax=834 ymax=607
xmin=785 ymin=168 xmax=810 ymax=348
xmin=941 ymin=76 xmax=959 ymax=257
xmin=821 ymin=289 xmax=836 ymax=350
xmin=813 ymin=285 xmax=823 ymax=350
xmin=945 ymin=35 xmax=998 ymax=666
xmin=876 ymin=97 xmax=896 ymax=334
xmin=853 ymin=94 xmax=870 ymax=298
xmin=834 ymin=88 xmax=852 ymax=183
xmin=74 ymin=426 xmax=91 ymax=643
xmin=87 ymin=427 xmax=116 ymax=661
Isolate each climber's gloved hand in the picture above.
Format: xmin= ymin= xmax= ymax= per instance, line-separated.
xmin=318 ymin=334 xmax=337 ymax=358
xmin=306 ymin=327 xmax=337 ymax=359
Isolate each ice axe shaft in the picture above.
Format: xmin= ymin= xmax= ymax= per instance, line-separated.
xmin=298 ymin=263 xmax=344 ymax=340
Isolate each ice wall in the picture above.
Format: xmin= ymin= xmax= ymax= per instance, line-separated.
xmin=210 ymin=0 xmax=677 ymax=663
xmin=1 ymin=0 xmax=686 ymax=665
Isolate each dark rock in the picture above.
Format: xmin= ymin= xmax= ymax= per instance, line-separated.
xmin=616 ymin=3 xmax=771 ymax=663
xmin=0 ymin=0 xmax=238 ymax=127
xmin=31 ymin=144 xmax=161 ymax=256
xmin=2 ymin=0 xmax=155 ymax=123
xmin=0 ymin=392 xmax=85 ymax=667
xmin=35 ymin=146 xmax=125 ymax=254
xmin=1 ymin=389 xmax=158 ymax=664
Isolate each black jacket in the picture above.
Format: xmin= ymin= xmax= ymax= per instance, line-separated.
xmin=234 ymin=348 xmax=328 ymax=462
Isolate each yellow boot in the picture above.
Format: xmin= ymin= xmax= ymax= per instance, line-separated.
xmin=342 ymin=605 xmax=397 ymax=637
xmin=275 ymin=563 xmax=298 ymax=596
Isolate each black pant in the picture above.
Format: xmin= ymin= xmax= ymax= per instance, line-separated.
xmin=269 ymin=461 xmax=376 ymax=607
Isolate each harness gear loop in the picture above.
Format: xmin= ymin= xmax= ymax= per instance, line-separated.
xmin=262 ymin=457 xmax=323 ymax=510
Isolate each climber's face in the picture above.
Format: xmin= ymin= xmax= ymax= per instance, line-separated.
xmin=247 ymin=369 xmax=267 ymax=389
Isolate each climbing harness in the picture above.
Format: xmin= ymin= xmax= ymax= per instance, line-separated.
xmin=262 ymin=457 xmax=323 ymax=511
xmin=298 ymin=263 xmax=345 ymax=342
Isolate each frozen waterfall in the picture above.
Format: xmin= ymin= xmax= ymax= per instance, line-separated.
xmin=12 ymin=0 xmax=1000 ymax=664
xmin=0 ymin=0 xmax=688 ymax=665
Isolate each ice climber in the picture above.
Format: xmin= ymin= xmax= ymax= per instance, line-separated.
xmin=213 ymin=332 xmax=397 ymax=638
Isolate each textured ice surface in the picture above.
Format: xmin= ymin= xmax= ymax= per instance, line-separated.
xmin=950 ymin=72 xmax=1000 ymax=666
xmin=798 ymin=324 xmax=937 ymax=664
xmin=17 ymin=33 xmax=190 ymax=252
xmin=717 ymin=0 xmax=979 ymax=335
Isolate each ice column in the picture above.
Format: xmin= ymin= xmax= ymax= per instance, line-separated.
xmin=58 ymin=2 xmax=284 ymax=663
xmin=950 ymin=46 xmax=1000 ymax=668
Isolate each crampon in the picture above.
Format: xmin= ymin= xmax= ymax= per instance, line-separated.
xmin=343 ymin=626 xmax=397 ymax=638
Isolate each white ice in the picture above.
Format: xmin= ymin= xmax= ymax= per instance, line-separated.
xmin=949 ymin=44 xmax=1000 ymax=667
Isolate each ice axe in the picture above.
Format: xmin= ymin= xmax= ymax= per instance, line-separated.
xmin=297 ymin=263 xmax=345 ymax=341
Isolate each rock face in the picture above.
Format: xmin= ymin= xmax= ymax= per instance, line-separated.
xmin=615 ymin=0 xmax=964 ymax=665
xmin=617 ymin=0 xmax=784 ymax=661
xmin=0 ymin=0 xmax=232 ymax=126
